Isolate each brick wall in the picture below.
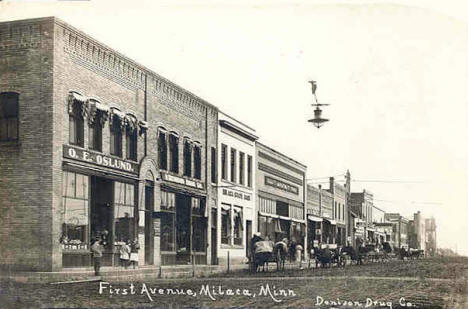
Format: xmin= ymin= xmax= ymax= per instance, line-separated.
xmin=1 ymin=16 xmax=219 ymax=270
xmin=0 ymin=18 xmax=55 ymax=271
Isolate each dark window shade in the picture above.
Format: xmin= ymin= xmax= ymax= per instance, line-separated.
xmin=211 ymin=147 xmax=216 ymax=183
xmin=158 ymin=131 xmax=167 ymax=170
xmin=126 ymin=130 xmax=137 ymax=161
xmin=183 ymin=140 xmax=192 ymax=177
xmin=194 ymin=145 xmax=201 ymax=180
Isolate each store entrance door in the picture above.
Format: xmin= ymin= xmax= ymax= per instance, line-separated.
xmin=90 ymin=176 xmax=114 ymax=266
xmin=145 ymin=184 xmax=154 ymax=265
xmin=211 ymin=208 xmax=217 ymax=265
xmin=176 ymin=194 xmax=191 ymax=264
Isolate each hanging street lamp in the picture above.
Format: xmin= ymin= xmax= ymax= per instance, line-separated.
xmin=307 ymin=80 xmax=330 ymax=129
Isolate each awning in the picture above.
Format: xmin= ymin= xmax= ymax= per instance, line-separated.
xmin=367 ymin=227 xmax=375 ymax=232
xmin=291 ymin=218 xmax=305 ymax=224
xmin=233 ymin=206 xmax=242 ymax=213
xmin=325 ymin=219 xmax=337 ymax=225
xmin=307 ymin=215 xmax=323 ymax=222
xmin=221 ymin=204 xmax=231 ymax=211
xmin=258 ymin=211 xmax=279 ymax=219
xmin=279 ymin=215 xmax=290 ymax=221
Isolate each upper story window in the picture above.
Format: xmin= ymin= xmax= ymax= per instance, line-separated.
xmin=247 ymin=155 xmax=252 ymax=188
xmin=168 ymin=132 xmax=179 ymax=173
xmin=110 ymin=117 xmax=123 ymax=157
xmin=211 ymin=147 xmax=216 ymax=183
xmin=239 ymin=152 xmax=245 ymax=185
xmin=126 ymin=129 xmax=137 ymax=161
xmin=221 ymin=144 xmax=227 ymax=180
xmin=69 ymin=95 xmax=85 ymax=147
xmin=88 ymin=122 xmax=102 ymax=152
xmin=183 ymin=139 xmax=192 ymax=177
xmin=125 ymin=114 xmax=138 ymax=161
xmin=230 ymin=148 xmax=237 ymax=183
xmin=194 ymin=143 xmax=201 ymax=180
xmin=158 ymin=129 xmax=168 ymax=170
xmin=0 ymin=92 xmax=19 ymax=142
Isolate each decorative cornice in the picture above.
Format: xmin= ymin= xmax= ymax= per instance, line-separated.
xmin=258 ymin=151 xmax=306 ymax=176
xmin=258 ymin=162 xmax=303 ymax=186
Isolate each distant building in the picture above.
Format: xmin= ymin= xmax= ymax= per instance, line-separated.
xmin=385 ymin=213 xmax=409 ymax=249
xmin=425 ymin=217 xmax=437 ymax=256
xmin=328 ymin=177 xmax=348 ymax=246
xmin=349 ymin=189 xmax=374 ymax=246
xmin=372 ymin=205 xmax=388 ymax=244
xmin=408 ymin=211 xmax=426 ymax=251
xmin=306 ymin=184 xmax=322 ymax=248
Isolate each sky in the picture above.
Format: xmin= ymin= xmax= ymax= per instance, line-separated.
xmin=1 ymin=0 xmax=467 ymax=255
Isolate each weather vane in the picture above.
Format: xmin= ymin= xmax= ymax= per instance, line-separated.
xmin=307 ymin=80 xmax=330 ymax=129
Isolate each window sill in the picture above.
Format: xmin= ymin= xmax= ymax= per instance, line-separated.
xmin=0 ymin=140 xmax=21 ymax=147
xmin=220 ymin=244 xmax=244 ymax=250
xmin=218 ymin=180 xmax=253 ymax=191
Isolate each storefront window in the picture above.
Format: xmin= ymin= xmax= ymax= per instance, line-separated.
xmin=233 ymin=206 xmax=243 ymax=246
xmin=161 ymin=212 xmax=175 ymax=251
xmin=114 ymin=181 xmax=135 ymax=244
xmin=258 ymin=215 xmax=267 ymax=237
xmin=221 ymin=204 xmax=231 ymax=245
xmin=161 ymin=191 xmax=176 ymax=251
xmin=61 ymin=172 xmax=89 ymax=250
xmin=191 ymin=198 xmax=206 ymax=252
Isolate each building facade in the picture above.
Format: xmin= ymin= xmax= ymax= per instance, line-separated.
xmin=306 ymin=184 xmax=322 ymax=249
xmin=385 ymin=213 xmax=409 ymax=249
xmin=349 ymin=190 xmax=374 ymax=246
xmin=425 ymin=217 xmax=437 ymax=256
xmin=328 ymin=177 xmax=347 ymax=247
xmin=0 ymin=17 xmax=218 ymax=271
xmin=256 ymin=143 xmax=307 ymax=252
xmin=408 ymin=211 xmax=426 ymax=251
xmin=216 ymin=112 xmax=258 ymax=265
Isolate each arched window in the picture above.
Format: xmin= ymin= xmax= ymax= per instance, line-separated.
xmin=193 ymin=143 xmax=201 ymax=180
xmin=158 ymin=127 xmax=168 ymax=170
xmin=183 ymin=138 xmax=192 ymax=177
xmin=0 ymin=92 xmax=19 ymax=141
xmin=68 ymin=92 xmax=86 ymax=147
xmin=168 ymin=132 xmax=179 ymax=173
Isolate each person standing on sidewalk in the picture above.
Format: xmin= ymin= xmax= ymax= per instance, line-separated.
xmin=129 ymin=238 xmax=140 ymax=269
xmin=119 ymin=240 xmax=131 ymax=269
xmin=90 ymin=238 xmax=103 ymax=276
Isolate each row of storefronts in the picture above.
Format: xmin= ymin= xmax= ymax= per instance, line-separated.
xmin=0 ymin=17 xmax=420 ymax=273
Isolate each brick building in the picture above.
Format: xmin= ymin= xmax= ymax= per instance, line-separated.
xmin=349 ymin=189 xmax=374 ymax=246
xmin=256 ymin=142 xmax=307 ymax=253
xmin=0 ymin=17 xmax=218 ymax=271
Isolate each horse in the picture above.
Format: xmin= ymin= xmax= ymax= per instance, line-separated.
xmin=273 ymin=240 xmax=289 ymax=271
xmin=341 ymin=245 xmax=359 ymax=265
xmin=314 ymin=246 xmax=333 ymax=268
xmin=253 ymin=240 xmax=274 ymax=272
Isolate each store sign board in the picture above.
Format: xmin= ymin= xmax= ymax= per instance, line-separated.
xmin=161 ymin=172 xmax=205 ymax=190
xmin=222 ymin=188 xmax=251 ymax=201
xmin=63 ymin=145 xmax=138 ymax=174
xmin=264 ymin=176 xmax=299 ymax=195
